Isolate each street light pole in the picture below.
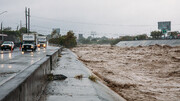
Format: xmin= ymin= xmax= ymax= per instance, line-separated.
xmin=0 ymin=11 xmax=7 ymax=16
xmin=0 ymin=11 xmax=7 ymax=34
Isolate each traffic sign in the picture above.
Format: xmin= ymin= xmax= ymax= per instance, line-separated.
xmin=162 ymin=29 xmax=167 ymax=34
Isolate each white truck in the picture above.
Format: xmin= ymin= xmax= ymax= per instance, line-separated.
xmin=22 ymin=33 xmax=37 ymax=51
xmin=37 ymin=36 xmax=47 ymax=48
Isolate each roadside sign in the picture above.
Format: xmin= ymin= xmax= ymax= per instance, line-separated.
xmin=158 ymin=21 xmax=171 ymax=31
xmin=162 ymin=29 xmax=167 ymax=34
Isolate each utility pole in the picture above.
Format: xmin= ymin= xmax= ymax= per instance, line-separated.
xmin=25 ymin=7 xmax=31 ymax=33
xmin=28 ymin=8 xmax=30 ymax=33
xmin=0 ymin=11 xmax=7 ymax=33
xmin=25 ymin=7 xmax=28 ymax=33
xmin=19 ymin=20 xmax=22 ymax=42
xmin=17 ymin=25 xmax=19 ymax=31
xmin=20 ymin=20 xmax=22 ymax=30
xmin=0 ymin=22 xmax=2 ymax=34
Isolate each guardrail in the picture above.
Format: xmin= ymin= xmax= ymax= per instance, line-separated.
xmin=0 ymin=47 xmax=62 ymax=101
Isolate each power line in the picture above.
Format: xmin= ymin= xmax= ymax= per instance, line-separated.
xmin=31 ymin=16 xmax=180 ymax=27
xmin=31 ymin=16 xmax=156 ymax=27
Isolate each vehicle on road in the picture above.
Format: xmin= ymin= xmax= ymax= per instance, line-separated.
xmin=22 ymin=33 xmax=37 ymax=51
xmin=37 ymin=36 xmax=47 ymax=48
xmin=1 ymin=41 xmax=14 ymax=50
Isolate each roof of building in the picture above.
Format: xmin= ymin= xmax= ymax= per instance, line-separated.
xmin=0 ymin=34 xmax=8 ymax=36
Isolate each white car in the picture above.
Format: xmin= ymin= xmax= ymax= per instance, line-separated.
xmin=1 ymin=41 xmax=15 ymax=50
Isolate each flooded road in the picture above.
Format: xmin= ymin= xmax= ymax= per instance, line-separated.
xmin=0 ymin=46 xmax=58 ymax=86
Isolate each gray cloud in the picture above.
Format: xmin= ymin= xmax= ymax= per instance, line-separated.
xmin=0 ymin=0 xmax=180 ymax=37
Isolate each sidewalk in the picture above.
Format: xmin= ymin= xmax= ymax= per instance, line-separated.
xmin=40 ymin=48 xmax=126 ymax=101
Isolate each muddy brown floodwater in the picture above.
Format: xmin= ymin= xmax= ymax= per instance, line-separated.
xmin=72 ymin=44 xmax=180 ymax=101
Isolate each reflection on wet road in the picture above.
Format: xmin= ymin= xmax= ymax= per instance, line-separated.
xmin=0 ymin=46 xmax=58 ymax=86
xmin=0 ymin=48 xmax=21 ymax=62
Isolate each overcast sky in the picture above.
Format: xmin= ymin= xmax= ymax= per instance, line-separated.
xmin=0 ymin=0 xmax=180 ymax=37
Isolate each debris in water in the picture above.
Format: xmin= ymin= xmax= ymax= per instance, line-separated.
xmin=74 ymin=74 xmax=83 ymax=80
xmin=89 ymin=75 xmax=97 ymax=82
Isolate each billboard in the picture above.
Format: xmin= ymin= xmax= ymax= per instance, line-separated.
xmin=158 ymin=21 xmax=171 ymax=31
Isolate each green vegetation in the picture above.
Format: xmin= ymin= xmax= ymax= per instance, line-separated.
xmin=78 ymin=34 xmax=148 ymax=46
xmin=78 ymin=36 xmax=112 ymax=44
xmin=134 ymin=34 xmax=148 ymax=40
xmin=0 ymin=27 xmax=37 ymax=42
xmin=168 ymin=31 xmax=179 ymax=39
xmin=49 ymin=31 xmax=77 ymax=48
xmin=2 ymin=30 xmax=20 ymax=37
xmin=110 ymin=38 xmax=121 ymax=46
xmin=1 ymin=27 xmax=21 ymax=43
xmin=88 ymin=75 xmax=97 ymax=82
xmin=150 ymin=31 xmax=163 ymax=39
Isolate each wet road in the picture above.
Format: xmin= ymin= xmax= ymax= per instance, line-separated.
xmin=0 ymin=48 xmax=22 ymax=62
xmin=0 ymin=46 xmax=59 ymax=86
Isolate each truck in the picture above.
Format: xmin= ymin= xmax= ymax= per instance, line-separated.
xmin=22 ymin=33 xmax=37 ymax=51
xmin=37 ymin=36 xmax=47 ymax=48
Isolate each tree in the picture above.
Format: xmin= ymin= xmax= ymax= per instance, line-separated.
xmin=151 ymin=31 xmax=163 ymax=39
xmin=63 ymin=31 xmax=77 ymax=48
xmin=3 ymin=27 xmax=11 ymax=31
xmin=2 ymin=30 xmax=21 ymax=43
xmin=135 ymin=34 xmax=148 ymax=40
xmin=120 ymin=36 xmax=134 ymax=41
xmin=168 ymin=31 xmax=179 ymax=39
xmin=78 ymin=38 xmax=91 ymax=44
xmin=19 ymin=27 xmax=27 ymax=33
xmin=49 ymin=30 xmax=77 ymax=48
xmin=51 ymin=30 xmax=57 ymax=37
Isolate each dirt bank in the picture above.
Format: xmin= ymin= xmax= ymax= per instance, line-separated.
xmin=72 ymin=45 xmax=180 ymax=101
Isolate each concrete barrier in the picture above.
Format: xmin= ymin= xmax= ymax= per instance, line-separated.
xmin=0 ymin=57 xmax=50 ymax=101
xmin=0 ymin=47 xmax=62 ymax=101
xmin=46 ymin=48 xmax=61 ymax=70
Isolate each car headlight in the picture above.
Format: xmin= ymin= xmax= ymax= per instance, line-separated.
xmin=37 ymin=44 xmax=40 ymax=47
xmin=22 ymin=45 xmax=24 ymax=48
xmin=43 ymin=44 xmax=46 ymax=47
xmin=1 ymin=45 xmax=3 ymax=47
xmin=31 ymin=45 xmax=33 ymax=48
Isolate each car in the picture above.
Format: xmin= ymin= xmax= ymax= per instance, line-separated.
xmin=1 ymin=41 xmax=15 ymax=50
xmin=37 ymin=42 xmax=47 ymax=48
